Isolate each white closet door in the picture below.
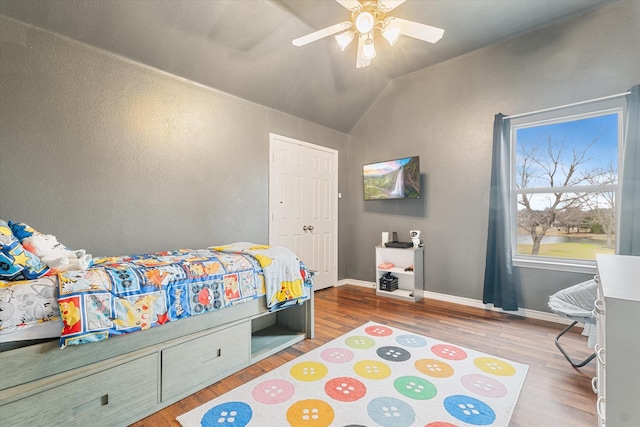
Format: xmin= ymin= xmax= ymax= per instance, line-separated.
xmin=269 ymin=133 xmax=337 ymax=291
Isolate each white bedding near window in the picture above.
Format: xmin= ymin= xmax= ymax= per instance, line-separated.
xmin=548 ymin=279 xmax=598 ymax=347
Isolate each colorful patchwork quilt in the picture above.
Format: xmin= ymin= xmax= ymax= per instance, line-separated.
xmin=57 ymin=245 xmax=311 ymax=348
xmin=212 ymin=242 xmax=309 ymax=311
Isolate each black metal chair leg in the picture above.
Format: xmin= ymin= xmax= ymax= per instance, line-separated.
xmin=555 ymin=321 xmax=596 ymax=368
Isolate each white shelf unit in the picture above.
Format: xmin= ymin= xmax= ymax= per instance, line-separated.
xmin=375 ymin=246 xmax=424 ymax=302
xmin=594 ymin=254 xmax=640 ymax=427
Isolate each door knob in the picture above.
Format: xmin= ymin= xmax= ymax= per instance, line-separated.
xmin=303 ymin=225 xmax=309 ymax=231
xmin=308 ymin=225 xmax=314 ymax=231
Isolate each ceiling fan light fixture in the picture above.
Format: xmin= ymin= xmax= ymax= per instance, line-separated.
xmin=292 ymin=0 xmax=444 ymax=69
xmin=362 ymin=37 xmax=377 ymax=60
xmin=381 ymin=26 xmax=401 ymax=46
xmin=335 ymin=30 xmax=355 ymax=51
xmin=355 ymin=11 xmax=375 ymax=33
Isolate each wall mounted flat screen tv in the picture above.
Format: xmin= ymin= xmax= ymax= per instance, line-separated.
xmin=363 ymin=156 xmax=421 ymax=200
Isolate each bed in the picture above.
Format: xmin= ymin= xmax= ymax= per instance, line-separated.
xmin=0 ymin=239 xmax=314 ymax=426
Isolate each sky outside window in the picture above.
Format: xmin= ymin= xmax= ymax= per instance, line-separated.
xmin=516 ymin=113 xmax=618 ymax=190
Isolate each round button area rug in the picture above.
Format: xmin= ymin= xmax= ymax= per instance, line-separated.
xmin=177 ymin=321 xmax=528 ymax=427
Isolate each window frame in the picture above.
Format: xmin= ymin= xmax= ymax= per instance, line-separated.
xmin=509 ymin=102 xmax=625 ymax=274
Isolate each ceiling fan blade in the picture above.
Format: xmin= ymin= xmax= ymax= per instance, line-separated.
xmin=377 ymin=0 xmax=406 ymax=12
xmin=292 ymin=21 xmax=353 ymax=46
xmin=389 ymin=17 xmax=444 ymax=43
xmin=335 ymin=0 xmax=362 ymax=11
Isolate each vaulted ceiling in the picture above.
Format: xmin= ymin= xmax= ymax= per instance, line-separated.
xmin=0 ymin=0 xmax=618 ymax=133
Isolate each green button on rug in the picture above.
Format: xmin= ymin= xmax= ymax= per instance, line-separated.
xmin=177 ymin=321 xmax=528 ymax=427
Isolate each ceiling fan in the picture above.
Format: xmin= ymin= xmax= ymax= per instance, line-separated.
xmin=292 ymin=0 xmax=444 ymax=68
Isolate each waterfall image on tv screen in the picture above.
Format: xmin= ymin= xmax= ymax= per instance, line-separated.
xmin=363 ymin=156 xmax=420 ymax=200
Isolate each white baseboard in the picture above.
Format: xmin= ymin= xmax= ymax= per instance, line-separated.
xmin=336 ymin=279 xmax=571 ymax=325
xmin=336 ymin=279 xmax=375 ymax=289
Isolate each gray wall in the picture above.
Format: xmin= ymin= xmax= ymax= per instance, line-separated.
xmin=345 ymin=0 xmax=640 ymax=311
xmin=0 ymin=16 xmax=351 ymax=274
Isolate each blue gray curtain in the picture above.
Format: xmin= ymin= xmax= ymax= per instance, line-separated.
xmin=483 ymin=113 xmax=518 ymax=311
xmin=619 ymin=84 xmax=640 ymax=256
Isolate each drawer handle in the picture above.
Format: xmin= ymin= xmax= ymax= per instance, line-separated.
xmin=72 ymin=394 xmax=109 ymax=417
xmin=200 ymin=348 xmax=222 ymax=364
xmin=595 ymin=344 xmax=606 ymax=365
xmin=591 ymin=376 xmax=599 ymax=394
xmin=597 ymin=396 xmax=606 ymax=423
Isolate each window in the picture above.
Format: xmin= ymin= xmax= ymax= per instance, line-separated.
xmin=511 ymin=103 xmax=623 ymax=272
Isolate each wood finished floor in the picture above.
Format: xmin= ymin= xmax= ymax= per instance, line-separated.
xmin=130 ymin=284 xmax=597 ymax=427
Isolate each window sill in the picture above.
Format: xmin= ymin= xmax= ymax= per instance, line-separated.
xmin=513 ymin=257 xmax=597 ymax=275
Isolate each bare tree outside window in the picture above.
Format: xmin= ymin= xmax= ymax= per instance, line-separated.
xmin=513 ymin=113 xmax=619 ymax=261
xmin=581 ymin=164 xmax=617 ymax=249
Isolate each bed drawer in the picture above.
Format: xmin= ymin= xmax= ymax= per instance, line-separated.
xmin=1 ymin=353 xmax=158 ymax=427
xmin=161 ymin=321 xmax=250 ymax=402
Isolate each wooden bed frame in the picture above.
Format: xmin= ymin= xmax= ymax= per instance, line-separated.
xmin=0 ymin=293 xmax=313 ymax=426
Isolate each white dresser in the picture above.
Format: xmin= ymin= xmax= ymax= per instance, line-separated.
xmin=594 ymin=254 xmax=640 ymax=427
